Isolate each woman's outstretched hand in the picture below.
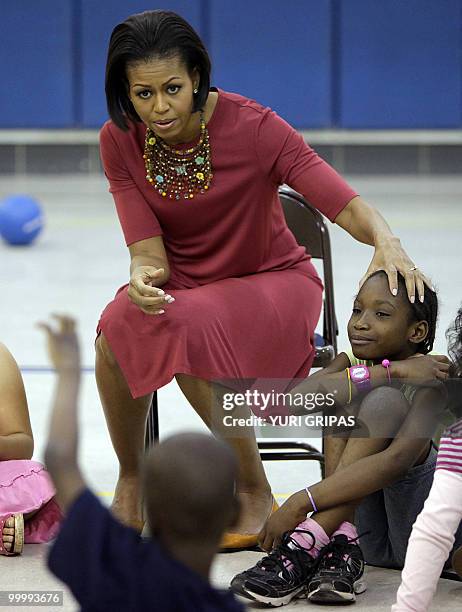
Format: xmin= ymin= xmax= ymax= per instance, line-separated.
xmin=258 ymin=491 xmax=308 ymax=552
xmin=359 ymin=237 xmax=433 ymax=303
xmin=128 ymin=266 xmax=175 ymax=315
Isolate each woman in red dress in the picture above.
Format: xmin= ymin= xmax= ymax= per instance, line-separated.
xmin=96 ymin=10 xmax=431 ymax=548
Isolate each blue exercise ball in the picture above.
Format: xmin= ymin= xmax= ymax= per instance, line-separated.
xmin=0 ymin=194 xmax=44 ymax=245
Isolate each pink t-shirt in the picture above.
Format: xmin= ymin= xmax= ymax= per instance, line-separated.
xmin=436 ymin=418 xmax=462 ymax=474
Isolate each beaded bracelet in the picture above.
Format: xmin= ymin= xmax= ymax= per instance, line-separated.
xmin=381 ymin=359 xmax=392 ymax=384
xmin=345 ymin=367 xmax=352 ymax=404
xmin=305 ymin=487 xmax=318 ymax=513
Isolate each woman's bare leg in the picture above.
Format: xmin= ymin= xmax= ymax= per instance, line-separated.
xmin=95 ymin=333 xmax=152 ymax=529
xmin=176 ymin=373 xmax=272 ymax=534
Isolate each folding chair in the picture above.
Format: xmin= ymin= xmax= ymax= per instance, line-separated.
xmin=255 ymin=187 xmax=337 ymax=470
xmin=145 ymin=187 xmax=338 ymax=477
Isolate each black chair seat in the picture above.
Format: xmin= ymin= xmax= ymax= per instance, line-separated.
xmin=313 ymin=345 xmax=335 ymax=369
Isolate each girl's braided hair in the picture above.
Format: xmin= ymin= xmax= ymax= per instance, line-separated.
xmin=409 ymin=282 xmax=438 ymax=354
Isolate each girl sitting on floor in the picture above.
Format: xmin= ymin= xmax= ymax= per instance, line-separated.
xmin=0 ymin=342 xmax=62 ymax=556
xmin=231 ymin=271 xmax=459 ymax=607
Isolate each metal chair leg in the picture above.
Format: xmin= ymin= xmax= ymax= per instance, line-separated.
xmin=144 ymin=392 xmax=159 ymax=449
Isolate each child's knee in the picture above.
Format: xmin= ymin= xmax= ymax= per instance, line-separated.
xmin=357 ymin=387 xmax=409 ymax=437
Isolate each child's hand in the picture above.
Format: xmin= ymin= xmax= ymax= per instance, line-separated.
xmin=37 ymin=314 xmax=80 ymax=372
xmin=258 ymin=491 xmax=308 ymax=551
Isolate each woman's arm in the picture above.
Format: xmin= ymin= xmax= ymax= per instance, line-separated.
xmin=333 ymin=196 xmax=394 ymax=246
xmin=334 ymin=196 xmax=431 ymax=302
xmin=0 ymin=344 xmax=33 ymax=459
xmin=128 ymin=235 xmax=170 ymax=283
xmin=253 ymin=112 xmax=429 ymax=303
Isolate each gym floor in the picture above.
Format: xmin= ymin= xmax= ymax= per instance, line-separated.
xmin=0 ymin=174 xmax=461 ymax=610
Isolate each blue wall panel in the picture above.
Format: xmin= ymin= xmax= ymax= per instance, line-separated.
xmin=1 ymin=1 xmax=460 ymax=129
xmin=0 ymin=2 xmax=74 ymax=127
xmin=209 ymin=0 xmax=332 ymax=128
xmin=80 ymin=1 xmax=203 ymax=127
xmin=339 ymin=0 xmax=462 ymax=128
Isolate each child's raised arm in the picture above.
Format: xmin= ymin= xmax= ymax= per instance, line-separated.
xmin=38 ymin=315 xmax=86 ymax=512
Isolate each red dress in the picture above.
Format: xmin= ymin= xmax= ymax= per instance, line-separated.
xmin=98 ymin=90 xmax=357 ymax=398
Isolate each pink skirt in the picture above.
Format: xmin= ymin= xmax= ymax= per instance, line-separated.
xmin=0 ymin=460 xmax=63 ymax=543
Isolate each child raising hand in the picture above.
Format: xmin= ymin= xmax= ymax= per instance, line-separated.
xmin=39 ymin=314 xmax=244 ymax=612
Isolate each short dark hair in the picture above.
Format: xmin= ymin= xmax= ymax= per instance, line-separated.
xmin=368 ymin=270 xmax=438 ymax=354
xmin=105 ymin=10 xmax=211 ymax=131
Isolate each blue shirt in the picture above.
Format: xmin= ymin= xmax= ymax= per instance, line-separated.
xmin=48 ymin=489 xmax=244 ymax=612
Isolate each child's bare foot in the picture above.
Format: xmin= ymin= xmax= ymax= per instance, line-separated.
xmin=230 ymin=489 xmax=273 ymax=535
xmin=2 ymin=517 xmax=16 ymax=553
xmin=110 ymin=474 xmax=143 ymax=531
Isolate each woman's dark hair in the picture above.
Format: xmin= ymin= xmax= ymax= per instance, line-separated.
xmin=368 ymin=270 xmax=438 ymax=354
xmin=105 ymin=10 xmax=211 ymax=130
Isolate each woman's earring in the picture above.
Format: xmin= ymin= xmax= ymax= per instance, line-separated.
xmin=193 ymin=88 xmax=198 ymax=94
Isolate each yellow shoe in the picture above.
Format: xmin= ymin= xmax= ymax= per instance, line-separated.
xmin=0 ymin=513 xmax=24 ymax=556
xmin=220 ymin=497 xmax=279 ymax=552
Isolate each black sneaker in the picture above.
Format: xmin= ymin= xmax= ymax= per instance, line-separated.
xmin=307 ymin=534 xmax=366 ymax=604
xmin=230 ymin=529 xmax=319 ymax=607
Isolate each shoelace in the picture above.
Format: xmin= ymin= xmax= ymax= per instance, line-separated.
xmin=253 ymin=529 xmax=316 ymax=581
xmin=317 ymin=533 xmax=367 ymax=577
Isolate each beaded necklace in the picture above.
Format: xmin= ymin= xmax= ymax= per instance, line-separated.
xmin=143 ymin=110 xmax=213 ymax=200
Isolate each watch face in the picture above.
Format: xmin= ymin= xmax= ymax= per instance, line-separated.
xmin=352 ymin=366 xmax=368 ymax=381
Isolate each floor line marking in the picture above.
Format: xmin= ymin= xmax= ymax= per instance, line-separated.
xmin=20 ymin=366 xmax=95 ymax=373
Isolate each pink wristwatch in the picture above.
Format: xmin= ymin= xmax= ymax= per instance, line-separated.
xmin=348 ymin=365 xmax=371 ymax=392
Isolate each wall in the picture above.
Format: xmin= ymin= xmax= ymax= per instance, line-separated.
xmin=1 ymin=0 xmax=461 ymax=128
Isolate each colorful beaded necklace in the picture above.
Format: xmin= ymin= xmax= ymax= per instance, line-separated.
xmin=143 ymin=110 xmax=213 ymax=200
